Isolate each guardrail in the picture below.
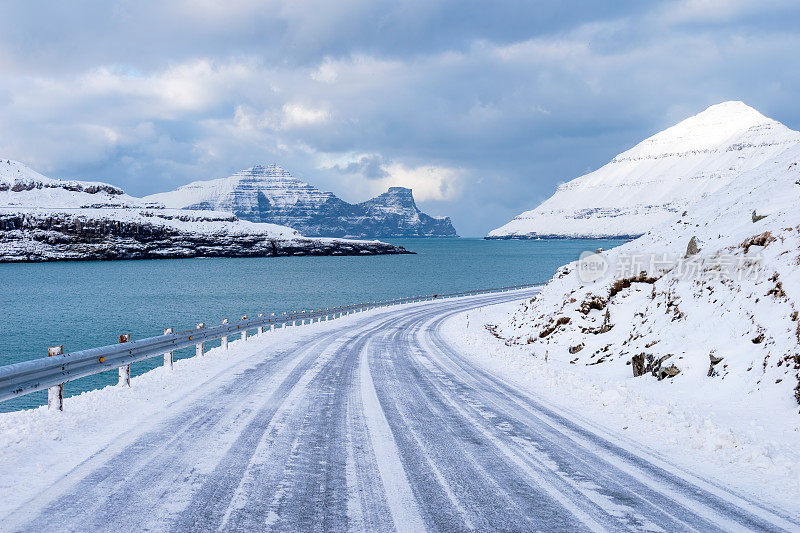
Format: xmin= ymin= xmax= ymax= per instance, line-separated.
xmin=0 ymin=283 xmax=539 ymax=411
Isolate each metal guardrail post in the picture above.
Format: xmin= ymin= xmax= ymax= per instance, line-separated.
xmin=241 ymin=316 xmax=248 ymax=341
xmin=47 ymin=345 xmax=64 ymax=411
xmin=257 ymin=314 xmax=264 ymax=335
xmin=221 ymin=319 xmax=229 ymax=349
xmin=118 ymin=334 xmax=131 ymax=387
xmin=195 ymin=323 xmax=205 ymax=356
xmin=163 ymin=328 xmax=174 ymax=370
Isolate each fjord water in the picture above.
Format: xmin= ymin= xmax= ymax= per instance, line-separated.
xmin=0 ymin=238 xmax=625 ymax=412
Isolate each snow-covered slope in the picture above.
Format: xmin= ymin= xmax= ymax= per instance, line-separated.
xmin=0 ymin=159 xmax=139 ymax=209
xmin=488 ymin=101 xmax=800 ymax=238
xmin=0 ymin=161 xmax=410 ymax=261
xmin=491 ymin=142 xmax=800 ymax=409
xmin=144 ymin=165 xmax=458 ymax=238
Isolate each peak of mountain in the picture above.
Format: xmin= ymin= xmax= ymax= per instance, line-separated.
xmin=360 ymin=187 xmax=416 ymax=212
xmin=488 ymin=101 xmax=800 ymax=239
xmin=145 ymin=166 xmax=458 ymax=238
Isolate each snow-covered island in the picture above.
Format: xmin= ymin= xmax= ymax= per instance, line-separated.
xmin=144 ymin=164 xmax=458 ymax=238
xmin=0 ymin=160 xmax=410 ymax=262
xmin=488 ymin=101 xmax=800 ymax=239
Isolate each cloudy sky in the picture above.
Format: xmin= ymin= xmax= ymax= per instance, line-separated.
xmin=1 ymin=0 xmax=799 ymax=236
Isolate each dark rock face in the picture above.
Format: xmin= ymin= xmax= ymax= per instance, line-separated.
xmin=0 ymin=213 xmax=411 ymax=263
xmin=146 ymin=165 xmax=458 ymax=238
xmin=631 ymin=353 xmax=680 ymax=380
xmin=0 ymin=180 xmax=124 ymax=195
xmin=351 ymin=187 xmax=457 ymax=238
xmin=685 ymin=236 xmax=699 ymax=257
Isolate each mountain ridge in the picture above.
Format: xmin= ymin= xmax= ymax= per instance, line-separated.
xmin=144 ymin=164 xmax=458 ymax=238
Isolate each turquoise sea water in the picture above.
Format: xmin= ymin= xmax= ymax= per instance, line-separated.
xmin=0 ymin=238 xmax=625 ymax=412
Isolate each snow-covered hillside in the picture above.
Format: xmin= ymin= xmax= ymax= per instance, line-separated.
xmin=490 ymin=142 xmax=800 ymax=407
xmin=443 ymin=143 xmax=800 ymax=506
xmin=0 ymin=161 xmax=410 ymax=261
xmin=488 ymin=101 xmax=800 ymax=238
xmin=144 ymin=165 xmax=458 ymax=238
xmin=0 ymin=159 xmax=139 ymax=209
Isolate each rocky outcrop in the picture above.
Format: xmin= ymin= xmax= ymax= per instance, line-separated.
xmin=351 ymin=187 xmax=457 ymax=237
xmin=0 ymin=179 xmax=124 ymax=196
xmin=144 ymin=165 xmax=458 ymax=238
xmin=631 ymin=353 xmax=680 ymax=380
xmin=0 ymin=211 xmax=410 ymax=262
xmin=685 ymin=236 xmax=699 ymax=257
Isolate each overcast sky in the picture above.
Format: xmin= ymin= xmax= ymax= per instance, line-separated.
xmin=1 ymin=0 xmax=799 ymax=236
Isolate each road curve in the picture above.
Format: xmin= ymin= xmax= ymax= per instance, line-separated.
xmin=5 ymin=289 xmax=798 ymax=532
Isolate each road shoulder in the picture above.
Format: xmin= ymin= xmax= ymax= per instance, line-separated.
xmin=439 ymin=298 xmax=800 ymax=517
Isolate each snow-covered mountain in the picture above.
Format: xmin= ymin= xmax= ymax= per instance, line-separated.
xmin=488 ymin=101 xmax=800 ymax=239
xmin=491 ymin=139 xmax=800 ymax=407
xmin=144 ymin=165 xmax=458 ymax=238
xmin=0 ymin=160 xmax=409 ymax=261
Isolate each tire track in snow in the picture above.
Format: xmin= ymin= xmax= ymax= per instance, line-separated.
xmin=175 ymin=316 xmax=396 ymax=531
xmin=368 ymin=303 xmax=606 ymax=531
xmin=358 ymin=323 xmax=427 ymax=532
xmin=12 ymin=325 xmax=354 ymax=532
xmin=425 ymin=304 xmax=800 ymax=531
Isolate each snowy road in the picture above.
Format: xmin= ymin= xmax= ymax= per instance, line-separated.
xmin=4 ymin=289 xmax=798 ymax=532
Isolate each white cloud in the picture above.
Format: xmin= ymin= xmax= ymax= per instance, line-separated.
xmin=377 ymin=163 xmax=463 ymax=201
xmin=78 ymin=60 xmax=260 ymax=114
xmin=281 ymin=103 xmax=330 ymax=128
xmin=662 ymin=0 xmax=795 ymax=23
xmin=318 ymin=154 xmax=464 ymax=202
xmin=311 ymin=57 xmax=339 ymax=83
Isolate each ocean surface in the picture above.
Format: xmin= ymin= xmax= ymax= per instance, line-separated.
xmin=0 ymin=238 xmax=625 ymax=412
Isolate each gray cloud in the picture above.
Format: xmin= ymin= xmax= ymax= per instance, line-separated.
xmin=0 ymin=0 xmax=798 ymax=235
xmin=330 ymin=154 xmax=390 ymax=180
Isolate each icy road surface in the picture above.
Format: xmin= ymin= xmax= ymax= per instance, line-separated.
xmin=3 ymin=289 xmax=798 ymax=532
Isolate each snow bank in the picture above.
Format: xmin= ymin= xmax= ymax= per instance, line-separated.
xmin=493 ymin=141 xmax=800 ymax=400
xmin=472 ymin=139 xmax=800 ymax=510
xmin=441 ymin=300 xmax=800 ymax=513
